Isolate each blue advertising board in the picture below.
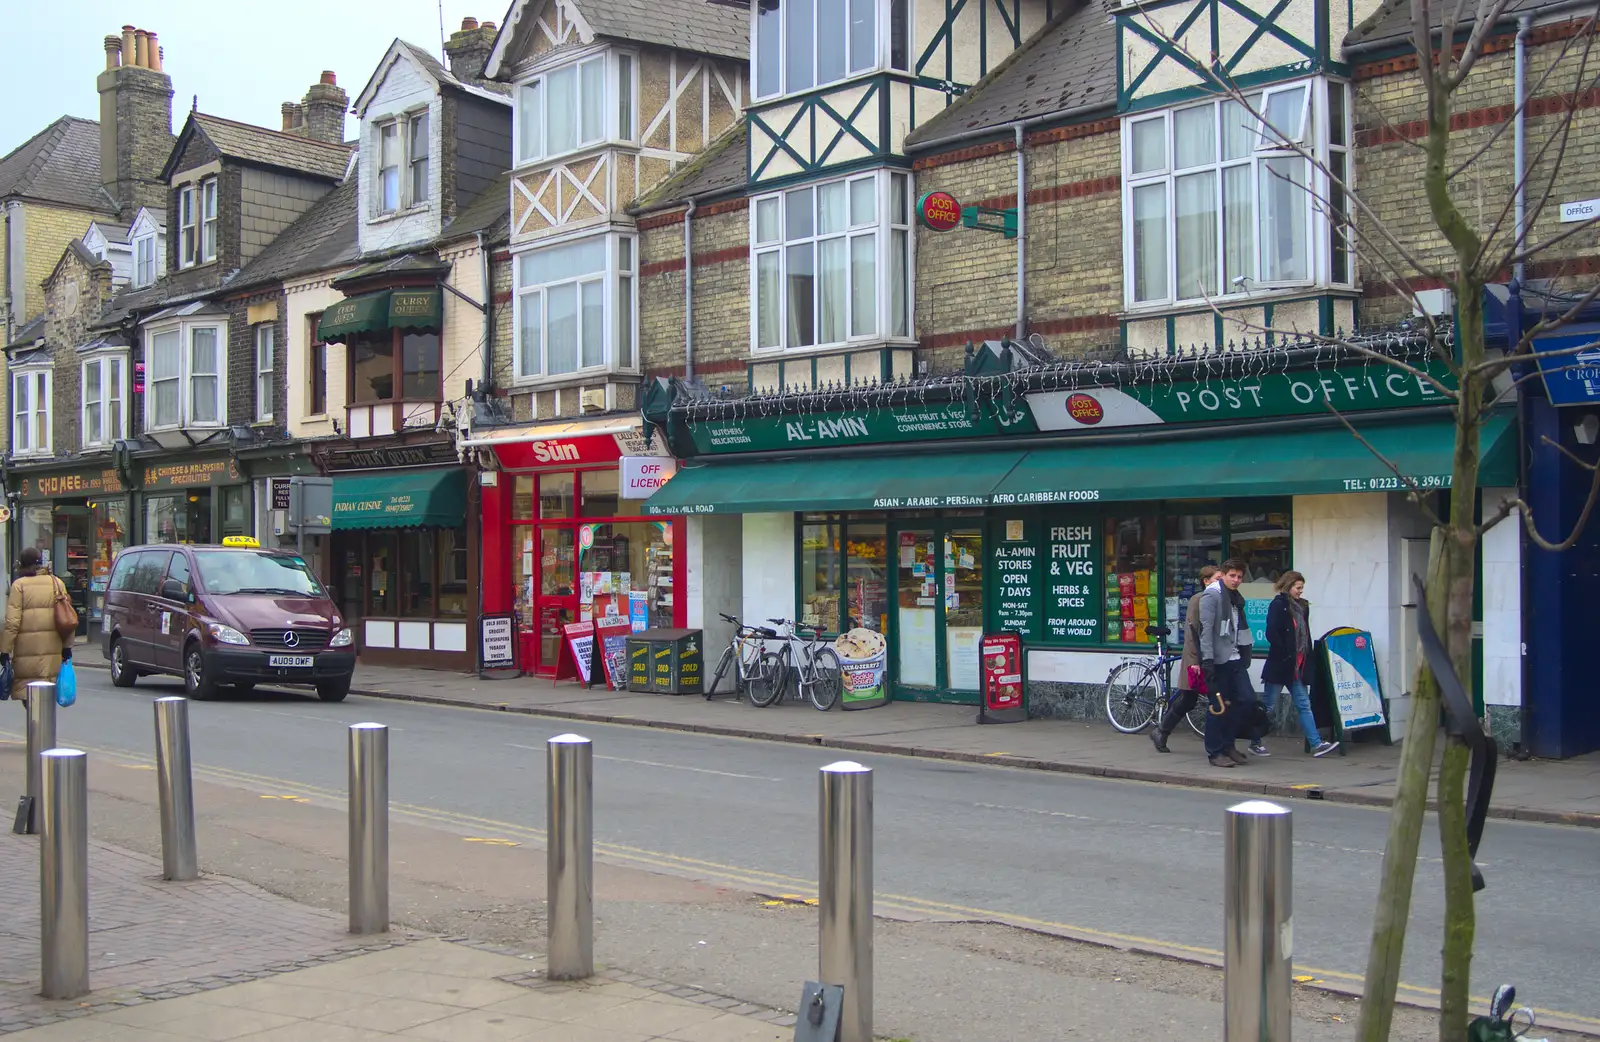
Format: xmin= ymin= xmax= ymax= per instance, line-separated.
xmin=1532 ymin=325 xmax=1600 ymax=406
xmin=1321 ymin=627 xmax=1388 ymax=733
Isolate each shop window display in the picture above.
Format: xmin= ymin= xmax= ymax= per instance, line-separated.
xmin=799 ymin=514 xmax=889 ymax=635
xmin=1163 ymin=507 xmax=1223 ymax=647
xmin=575 ymin=520 xmax=674 ymax=628
xmin=1104 ymin=514 xmax=1159 ymax=644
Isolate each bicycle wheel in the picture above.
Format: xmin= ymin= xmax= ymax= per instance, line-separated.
xmin=1184 ymin=694 xmax=1209 ymax=736
xmin=748 ymin=649 xmax=788 ymax=708
xmin=807 ymin=648 xmax=842 ymax=711
xmin=707 ymin=644 xmax=735 ymax=699
xmin=1104 ymin=661 xmax=1161 ymax=733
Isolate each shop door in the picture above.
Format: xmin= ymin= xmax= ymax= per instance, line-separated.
xmin=535 ymin=526 xmax=577 ymax=674
xmin=336 ymin=540 xmax=364 ymax=645
xmin=891 ymin=523 xmax=984 ymax=704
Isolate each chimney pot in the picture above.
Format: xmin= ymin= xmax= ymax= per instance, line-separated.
xmin=320 ymin=70 xmax=337 ymax=85
xmin=281 ymin=102 xmax=299 ymax=131
xmin=483 ymin=21 xmax=495 ymax=29
xmin=104 ymin=35 xmax=122 ymax=69
xmin=147 ymin=32 xmax=162 ymax=72
xmin=461 ymin=16 xmax=478 ymax=29
xmin=120 ymin=25 xmax=136 ymax=67
xmin=133 ymin=29 xmax=149 ymax=69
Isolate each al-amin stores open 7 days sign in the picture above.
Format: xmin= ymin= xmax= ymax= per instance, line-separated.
xmin=917 ymin=190 xmax=962 ymax=232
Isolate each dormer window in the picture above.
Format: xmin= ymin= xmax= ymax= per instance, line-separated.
xmin=134 ymin=233 xmax=156 ymax=286
xmin=377 ymin=111 xmax=431 ymax=215
xmin=178 ymin=178 xmax=218 ymax=268
xmin=515 ymin=52 xmax=635 ymax=164
xmin=754 ymin=0 xmax=908 ymax=101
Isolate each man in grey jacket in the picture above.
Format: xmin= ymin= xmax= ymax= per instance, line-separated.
xmin=1199 ymin=559 xmax=1255 ymax=768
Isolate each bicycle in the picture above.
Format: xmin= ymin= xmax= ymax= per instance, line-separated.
xmin=765 ymin=618 xmax=843 ymax=711
xmin=706 ymin=612 xmax=784 ymax=707
xmin=1103 ymin=624 xmax=1207 ymax=736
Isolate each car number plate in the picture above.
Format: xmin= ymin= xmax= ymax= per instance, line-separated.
xmin=268 ymin=655 xmax=314 ymax=668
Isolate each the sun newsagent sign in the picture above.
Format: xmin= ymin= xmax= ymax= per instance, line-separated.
xmin=683 ymin=361 xmax=1457 ymax=455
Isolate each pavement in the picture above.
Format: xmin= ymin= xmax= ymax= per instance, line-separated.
xmin=79 ymin=655 xmax=1597 ymax=828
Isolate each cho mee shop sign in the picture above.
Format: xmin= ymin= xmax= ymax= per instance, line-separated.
xmin=16 ymin=466 xmax=126 ymax=499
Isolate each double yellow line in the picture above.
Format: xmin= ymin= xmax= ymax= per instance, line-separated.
xmin=16 ymin=730 xmax=1600 ymax=1032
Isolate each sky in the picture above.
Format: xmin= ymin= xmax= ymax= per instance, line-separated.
xmin=0 ymin=0 xmax=505 ymax=154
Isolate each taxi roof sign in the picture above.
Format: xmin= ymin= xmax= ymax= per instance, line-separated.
xmin=221 ymin=535 xmax=260 ymax=548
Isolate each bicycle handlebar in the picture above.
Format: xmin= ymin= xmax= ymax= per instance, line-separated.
xmin=718 ymin=612 xmax=739 ymax=624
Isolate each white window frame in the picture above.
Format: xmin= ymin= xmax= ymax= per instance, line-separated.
xmin=10 ymin=368 xmax=51 ymax=457
xmin=511 ymin=231 xmax=639 ymax=384
xmin=1120 ymin=76 xmax=1353 ymax=311
xmin=254 ymin=324 xmax=274 ymax=422
xmin=408 ymin=110 xmax=430 ymax=206
xmin=514 ymin=48 xmax=636 ymax=165
xmin=134 ymin=233 xmax=156 ymax=287
xmin=749 ymin=169 xmax=914 ymax=354
xmin=80 ymin=354 xmax=129 ymax=449
xmin=753 ymin=0 xmax=898 ymax=102
xmin=374 ymin=108 xmax=432 ymax=216
xmin=178 ymin=184 xmax=197 ymax=267
xmin=143 ymin=320 xmax=228 ymax=431
xmin=200 ymin=177 xmax=218 ymax=262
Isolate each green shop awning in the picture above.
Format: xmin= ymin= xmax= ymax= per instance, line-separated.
xmin=642 ymin=450 xmax=1027 ymax=515
xmin=388 ymin=288 xmax=442 ymax=331
xmin=318 ymin=291 xmax=391 ymax=341
xmin=992 ymin=414 xmax=1516 ymax=505
xmin=332 ymin=468 xmax=467 ymax=529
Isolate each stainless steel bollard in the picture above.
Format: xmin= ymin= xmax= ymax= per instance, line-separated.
xmin=21 ymin=681 xmax=58 ymax=835
xmin=347 ymin=723 xmax=389 ymax=934
xmin=819 ymin=761 xmax=873 ymax=1042
xmin=546 ymin=734 xmax=593 ymax=980
xmin=39 ymin=748 xmax=88 ymax=1000
xmin=1224 ymin=800 xmax=1293 ymax=1042
xmin=153 ymin=697 xmax=198 ymax=881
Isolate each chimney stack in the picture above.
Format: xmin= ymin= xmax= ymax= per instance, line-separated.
xmin=99 ymin=24 xmax=175 ymax=217
xmin=281 ymin=102 xmax=304 ymax=133
xmin=444 ymin=16 xmax=499 ymax=87
xmin=297 ymin=71 xmax=348 ymax=144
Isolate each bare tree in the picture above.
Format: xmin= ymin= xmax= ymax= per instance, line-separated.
xmin=1126 ymin=0 xmax=1600 ymax=1037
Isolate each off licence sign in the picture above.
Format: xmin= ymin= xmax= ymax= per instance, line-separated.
xmin=917 ymin=190 xmax=962 ymax=232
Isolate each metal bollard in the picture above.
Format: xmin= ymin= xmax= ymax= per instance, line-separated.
xmin=819 ymin=761 xmax=873 ymax=1042
xmin=347 ymin=723 xmax=389 ymax=934
xmin=1224 ymin=800 xmax=1293 ymax=1042
xmin=39 ymin=748 xmax=88 ymax=1000
xmin=17 ymin=681 xmax=58 ymax=835
xmin=546 ymin=734 xmax=593 ymax=980
xmin=153 ymin=697 xmax=198 ymax=881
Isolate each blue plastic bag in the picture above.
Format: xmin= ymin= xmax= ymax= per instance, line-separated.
xmin=55 ymin=660 xmax=76 ymax=708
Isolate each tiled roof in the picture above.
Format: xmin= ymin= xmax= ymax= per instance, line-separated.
xmin=0 ymin=116 xmax=116 ymax=213
xmin=632 ymin=122 xmax=747 ymax=212
xmin=90 ymin=221 xmax=131 ymax=245
xmin=189 ymin=113 xmax=353 ymax=181
xmin=444 ymin=170 xmax=512 ymax=241
xmin=577 ymin=0 xmax=750 ymax=59
xmin=393 ymin=40 xmax=511 ymax=101
xmin=232 ymin=176 xmax=360 ymax=290
xmin=4 ymin=313 xmax=46 ymax=350
xmin=906 ymin=0 xmax=1117 ymax=149
xmin=1344 ymin=0 xmax=1568 ymax=50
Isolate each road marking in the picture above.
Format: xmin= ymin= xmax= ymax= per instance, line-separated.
xmin=259 ymin=795 xmax=309 ymax=802
xmin=117 ymin=763 xmax=156 ymax=771
xmin=463 ymin=837 xmax=519 ymax=846
xmin=18 ymin=728 xmax=1597 ymax=1028
xmin=982 ymin=752 xmax=1013 ymax=757
xmin=593 ymin=755 xmax=779 ymax=781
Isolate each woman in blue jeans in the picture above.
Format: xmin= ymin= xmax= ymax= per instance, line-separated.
xmin=1259 ymin=571 xmax=1339 ymax=757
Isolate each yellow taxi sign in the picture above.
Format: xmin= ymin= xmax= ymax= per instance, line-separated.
xmin=221 ymin=535 xmax=260 ymax=548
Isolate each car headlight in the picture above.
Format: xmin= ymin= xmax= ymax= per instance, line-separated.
xmin=208 ymin=622 xmax=249 ymax=646
xmin=329 ymin=628 xmax=353 ymax=648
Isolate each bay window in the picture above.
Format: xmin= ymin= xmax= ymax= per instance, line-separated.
xmin=751 ymin=169 xmax=912 ymax=352
xmin=10 ymin=369 xmax=50 ymax=456
xmin=1123 ymin=78 xmax=1351 ymax=308
xmin=81 ymin=355 xmax=128 ymax=448
xmin=517 ymin=51 xmax=634 ymax=163
xmin=755 ymin=0 xmax=896 ymax=100
xmin=145 ymin=322 xmax=226 ymax=430
xmin=514 ymin=234 xmax=636 ymax=380
xmin=349 ymin=330 xmax=441 ymax=403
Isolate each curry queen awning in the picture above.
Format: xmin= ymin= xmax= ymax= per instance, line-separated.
xmin=642 ymin=415 xmax=1516 ymax=514
xmin=318 ymin=288 xmax=443 ymax=341
xmin=332 ymin=468 xmax=467 ymax=529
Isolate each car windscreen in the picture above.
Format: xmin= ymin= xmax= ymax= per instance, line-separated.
xmin=192 ymin=551 xmax=326 ymax=598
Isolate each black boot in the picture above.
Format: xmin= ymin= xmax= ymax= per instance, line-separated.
xmin=1150 ymin=728 xmax=1170 ymax=753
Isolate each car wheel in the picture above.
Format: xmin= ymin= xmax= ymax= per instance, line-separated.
xmin=109 ymin=638 xmax=138 ymax=688
xmin=184 ymin=643 xmax=218 ymax=700
xmin=316 ymin=678 xmax=350 ymax=703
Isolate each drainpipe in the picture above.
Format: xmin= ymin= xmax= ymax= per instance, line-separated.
xmin=684 ymin=198 xmax=697 ymax=381
xmin=1514 ymin=15 xmax=1532 ymax=285
xmin=1014 ymin=125 xmax=1027 ymax=341
xmin=476 ymin=231 xmax=492 ymax=394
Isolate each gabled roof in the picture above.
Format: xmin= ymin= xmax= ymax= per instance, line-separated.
xmin=485 ymin=0 xmax=750 ymax=77
xmin=88 ymin=221 xmax=131 ymax=245
xmin=231 ymin=175 xmax=361 ymax=291
xmin=353 ymin=39 xmax=512 ymax=117
xmin=0 ymin=116 xmax=116 ymax=213
xmin=632 ymin=122 xmax=747 ymax=212
xmin=162 ymin=112 xmax=353 ymax=182
xmin=906 ymin=0 xmax=1117 ymax=150
xmin=1344 ymin=0 xmax=1570 ymax=52
xmin=129 ymin=206 xmax=166 ymax=235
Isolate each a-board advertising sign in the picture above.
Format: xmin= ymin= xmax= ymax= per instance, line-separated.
xmin=479 ymin=613 xmax=517 ymax=672
xmin=595 ymin=617 xmax=634 ymax=690
xmin=978 ymin=631 xmax=1027 ymax=724
xmin=1320 ymin=627 xmax=1388 ymax=734
xmin=562 ymin=620 xmax=597 ymax=687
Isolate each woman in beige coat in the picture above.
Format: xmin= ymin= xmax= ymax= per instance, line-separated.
xmin=2 ymin=547 xmax=69 ymax=700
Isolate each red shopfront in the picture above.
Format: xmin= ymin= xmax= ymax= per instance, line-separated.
xmin=473 ymin=421 xmax=685 ymax=675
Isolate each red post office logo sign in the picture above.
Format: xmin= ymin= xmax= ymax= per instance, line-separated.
xmin=1064 ymin=393 xmax=1104 ymax=425
xmin=917 ymin=190 xmax=962 ymax=232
